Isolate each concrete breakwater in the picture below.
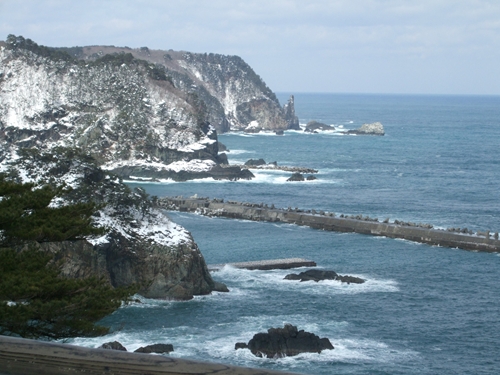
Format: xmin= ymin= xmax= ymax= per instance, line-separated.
xmin=160 ymin=197 xmax=500 ymax=253
xmin=208 ymin=258 xmax=317 ymax=272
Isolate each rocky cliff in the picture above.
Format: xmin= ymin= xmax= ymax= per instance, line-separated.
xmin=1 ymin=148 xmax=222 ymax=300
xmin=58 ymin=45 xmax=299 ymax=133
xmin=1 ymin=35 xmax=295 ymax=181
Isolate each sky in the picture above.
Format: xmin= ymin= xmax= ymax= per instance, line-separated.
xmin=1 ymin=0 xmax=499 ymax=95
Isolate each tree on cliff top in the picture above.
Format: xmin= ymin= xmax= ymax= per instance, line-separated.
xmin=0 ymin=176 xmax=134 ymax=339
xmin=0 ymin=177 xmax=103 ymax=246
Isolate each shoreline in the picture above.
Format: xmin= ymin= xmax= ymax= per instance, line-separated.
xmin=0 ymin=336 xmax=296 ymax=375
xmin=160 ymin=197 xmax=500 ymax=253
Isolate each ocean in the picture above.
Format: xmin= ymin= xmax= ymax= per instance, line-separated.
xmin=71 ymin=93 xmax=500 ymax=374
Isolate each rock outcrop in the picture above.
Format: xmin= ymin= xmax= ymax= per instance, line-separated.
xmin=100 ymin=341 xmax=127 ymax=351
xmin=134 ymin=344 xmax=174 ymax=354
xmin=99 ymin=342 xmax=175 ymax=354
xmin=284 ymin=269 xmax=365 ymax=284
xmin=283 ymin=95 xmax=300 ymax=130
xmin=304 ymin=121 xmax=335 ymax=133
xmin=244 ymin=158 xmax=267 ymax=167
xmin=346 ymin=122 xmax=385 ymax=136
xmin=287 ymin=172 xmax=305 ymax=181
xmin=235 ymin=324 xmax=333 ymax=358
xmin=4 ymin=148 xmax=224 ymax=300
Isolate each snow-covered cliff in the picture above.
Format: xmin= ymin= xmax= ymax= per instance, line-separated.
xmin=0 ymin=147 xmax=224 ymax=300
xmin=0 ymin=36 xmax=255 ymax=181
xmin=51 ymin=43 xmax=300 ymax=133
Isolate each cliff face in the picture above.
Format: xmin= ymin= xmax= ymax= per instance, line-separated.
xmin=3 ymin=148 xmax=218 ymax=300
xmin=54 ymin=43 xmax=299 ymax=133
xmin=0 ymin=36 xmax=255 ymax=181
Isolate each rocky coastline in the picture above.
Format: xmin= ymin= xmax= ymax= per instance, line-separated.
xmin=0 ymin=336 xmax=294 ymax=375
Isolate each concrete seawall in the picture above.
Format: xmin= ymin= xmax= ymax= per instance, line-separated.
xmin=160 ymin=197 xmax=500 ymax=253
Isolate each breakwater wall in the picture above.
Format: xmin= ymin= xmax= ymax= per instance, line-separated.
xmin=160 ymin=197 xmax=500 ymax=253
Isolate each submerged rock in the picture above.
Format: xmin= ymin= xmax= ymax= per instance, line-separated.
xmin=284 ymin=269 xmax=365 ymax=284
xmin=236 ymin=324 xmax=333 ymax=358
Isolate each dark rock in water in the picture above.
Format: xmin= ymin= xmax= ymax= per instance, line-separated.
xmin=306 ymin=175 xmax=317 ymax=181
xmin=283 ymin=95 xmax=300 ymax=130
xmin=100 ymin=341 xmax=127 ymax=351
xmin=245 ymin=158 xmax=267 ymax=166
xmin=284 ymin=269 xmax=365 ymax=284
xmin=287 ymin=172 xmax=305 ymax=181
xmin=240 ymin=324 xmax=333 ymax=358
xmin=134 ymin=343 xmax=174 ymax=354
xmin=235 ymin=342 xmax=249 ymax=350
xmin=285 ymin=269 xmax=338 ymax=281
xmin=213 ymin=281 xmax=230 ymax=292
xmin=337 ymin=275 xmax=365 ymax=284
xmin=275 ymin=130 xmax=284 ymax=135
xmin=304 ymin=120 xmax=335 ymax=132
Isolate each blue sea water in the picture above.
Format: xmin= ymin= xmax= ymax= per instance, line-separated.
xmin=72 ymin=93 xmax=500 ymax=374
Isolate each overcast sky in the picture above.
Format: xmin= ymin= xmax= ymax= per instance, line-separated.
xmin=1 ymin=0 xmax=499 ymax=95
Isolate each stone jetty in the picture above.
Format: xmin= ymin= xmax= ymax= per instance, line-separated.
xmin=160 ymin=197 xmax=500 ymax=253
xmin=208 ymin=258 xmax=317 ymax=272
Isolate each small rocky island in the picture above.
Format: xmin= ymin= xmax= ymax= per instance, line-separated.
xmin=304 ymin=120 xmax=335 ymax=133
xmin=284 ymin=269 xmax=365 ymax=284
xmin=235 ymin=324 xmax=333 ymax=358
xmin=346 ymin=122 xmax=385 ymax=135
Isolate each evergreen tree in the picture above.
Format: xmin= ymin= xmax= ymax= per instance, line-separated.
xmin=0 ymin=177 xmax=103 ymax=246
xmin=0 ymin=247 xmax=134 ymax=339
xmin=0 ymin=176 xmax=135 ymax=339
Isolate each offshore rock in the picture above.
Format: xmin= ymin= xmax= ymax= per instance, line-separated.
xmin=284 ymin=269 xmax=365 ymax=284
xmin=100 ymin=341 xmax=127 ymax=351
xmin=304 ymin=121 xmax=335 ymax=132
xmin=287 ymin=172 xmax=305 ymax=181
xmin=283 ymin=95 xmax=300 ymax=130
xmin=347 ymin=122 xmax=385 ymax=135
xmin=134 ymin=344 xmax=174 ymax=354
xmin=237 ymin=324 xmax=334 ymax=358
xmin=244 ymin=158 xmax=267 ymax=167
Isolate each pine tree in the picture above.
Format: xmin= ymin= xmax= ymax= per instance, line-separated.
xmin=0 ymin=177 xmax=103 ymax=246
xmin=0 ymin=247 xmax=134 ymax=339
xmin=0 ymin=176 xmax=135 ymax=339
